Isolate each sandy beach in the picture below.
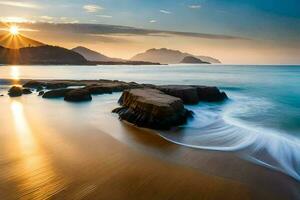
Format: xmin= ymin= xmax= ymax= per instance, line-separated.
xmin=0 ymin=91 xmax=299 ymax=200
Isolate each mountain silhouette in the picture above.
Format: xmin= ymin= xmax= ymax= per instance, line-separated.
xmin=72 ymin=46 xmax=124 ymax=62
xmin=0 ymin=34 xmax=44 ymax=49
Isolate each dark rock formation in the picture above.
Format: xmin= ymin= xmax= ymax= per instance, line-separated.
xmin=112 ymin=89 xmax=193 ymax=130
xmin=158 ymin=85 xmax=228 ymax=104
xmin=158 ymin=85 xmax=199 ymax=104
xmin=64 ymin=89 xmax=92 ymax=102
xmin=194 ymin=86 xmax=228 ymax=102
xmin=85 ymin=85 xmax=113 ymax=95
xmin=8 ymin=86 xmax=23 ymax=97
xmin=180 ymin=56 xmax=209 ymax=64
xmin=22 ymin=88 xmax=32 ymax=94
xmin=42 ymin=89 xmax=73 ymax=99
xmin=23 ymin=80 xmax=46 ymax=89
xmin=38 ymin=91 xmax=45 ymax=96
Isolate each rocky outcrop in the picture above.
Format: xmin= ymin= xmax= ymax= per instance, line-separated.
xmin=8 ymin=86 xmax=23 ymax=97
xmin=22 ymin=88 xmax=32 ymax=94
xmin=194 ymin=86 xmax=228 ymax=102
xmin=158 ymin=85 xmax=227 ymax=104
xmin=84 ymin=85 xmax=113 ymax=95
xmin=158 ymin=85 xmax=199 ymax=104
xmin=64 ymin=89 xmax=92 ymax=102
xmin=42 ymin=89 xmax=73 ymax=99
xmin=112 ymin=89 xmax=193 ymax=130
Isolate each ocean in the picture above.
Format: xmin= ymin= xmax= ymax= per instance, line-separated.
xmin=0 ymin=64 xmax=299 ymax=181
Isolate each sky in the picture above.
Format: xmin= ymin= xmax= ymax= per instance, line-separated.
xmin=0 ymin=0 xmax=299 ymax=64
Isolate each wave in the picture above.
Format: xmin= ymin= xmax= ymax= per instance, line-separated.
xmin=158 ymin=101 xmax=300 ymax=181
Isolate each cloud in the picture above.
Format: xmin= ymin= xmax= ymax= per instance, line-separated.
xmin=97 ymin=15 xmax=112 ymax=18
xmin=0 ymin=1 xmax=39 ymax=9
xmin=83 ymin=4 xmax=103 ymax=13
xmin=0 ymin=16 xmax=32 ymax=23
xmin=149 ymin=20 xmax=157 ymax=23
xmin=40 ymin=16 xmax=53 ymax=20
xmin=188 ymin=5 xmax=201 ymax=9
xmin=16 ymin=22 xmax=247 ymax=41
xmin=160 ymin=10 xmax=171 ymax=14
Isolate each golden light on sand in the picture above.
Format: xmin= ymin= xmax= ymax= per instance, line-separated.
xmin=9 ymin=25 xmax=19 ymax=36
xmin=10 ymin=100 xmax=65 ymax=199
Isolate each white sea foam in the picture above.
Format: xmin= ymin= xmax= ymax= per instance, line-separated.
xmin=158 ymin=98 xmax=300 ymax=181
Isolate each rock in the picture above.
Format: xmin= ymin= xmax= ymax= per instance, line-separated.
xmin=158 ymin=85 xmax=228 ymax=103
xmin=64 ymin=89 xmax=92 ymax=102
xmin=42 ymin=89 xmax=73 ymax=99
xmin=0 ymin=94 xmax=4 ymax=97
xmin=195 ymin=86 xmax=228 ymax=102
xmin=38 ymin=91 xmax=45 ymax=96
xmin=22 ymin=88 xmax=32 ymax=94
xmin=8 ymin=86 xmax=23 ymax=97
xmin=112 ymin=89 xmax=192 ymax=130
xmin=45 ymin=83 xmax=69 ymax=90
xmin=158 ymin=85 xmax=199 ymax=104
xmin=84 ymin=85 xmax=113 ymax=95
xmin=23 ymin=80 xmax=45 ymax=89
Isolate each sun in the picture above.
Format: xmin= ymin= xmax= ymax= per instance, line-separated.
xmin=9 ymin=26 xmax=20 ymax=36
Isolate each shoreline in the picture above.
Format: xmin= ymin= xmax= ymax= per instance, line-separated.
xmin=0 ymin=92 xmax=299 ymax=199
xmin=0 ymin=78 xmax=299 ymax=199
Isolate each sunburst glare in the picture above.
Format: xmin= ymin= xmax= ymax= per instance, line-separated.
xmin=9 ymin=25 xmax=19 ymax=36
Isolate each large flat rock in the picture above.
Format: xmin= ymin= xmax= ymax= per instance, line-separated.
xmin=113 ymin=89 xmax=193 ymax=130
xmin=158 ymin=85 xmax=228 ymax=104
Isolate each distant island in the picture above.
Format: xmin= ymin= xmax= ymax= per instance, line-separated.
xmin=130 ymin=48 xmax=221 ymax=64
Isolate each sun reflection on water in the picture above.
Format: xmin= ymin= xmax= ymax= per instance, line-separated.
xmin=10 ymin=100 xmax=65 ymax=199
xmin=10 ymin=66 xmax=21 ymax=85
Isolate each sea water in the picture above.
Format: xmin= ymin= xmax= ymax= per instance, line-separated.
xmin=0 ymin=64 xmax=299 ymax=181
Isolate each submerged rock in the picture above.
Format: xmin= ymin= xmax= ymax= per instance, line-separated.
xmin=113 ymin=89 xmax=193 ymax=130
xmin=64 ymin=89 xmax=92 ymax=102
xmin=8 ymin=86 xmax=23 ymax=97
xmin=42 ymin=89 xmax=73 ymax=99
xmin=22 ymin=88 xmax=32 ymax=95
xmin=38 ymin=91 xmax=45 ymax=96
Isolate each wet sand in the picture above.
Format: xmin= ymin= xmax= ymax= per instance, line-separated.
xmin=0 ymin=92 xmax=299 ymax=200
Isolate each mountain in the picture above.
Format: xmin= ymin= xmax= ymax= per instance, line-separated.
xmin=131 ymin=48 xmax=221 ymax=64
xmin=196 ymin=56 xmax=220 ymax=64
xmin=72 ymin=46 xmax=123 ymax=62
xmin=0 ymin=34 xmax=44 ymax=49
xmin=0 ymin=45 xmax=88 ymax=65
xmin=180 ymin=56 xmax=209 ymax=64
